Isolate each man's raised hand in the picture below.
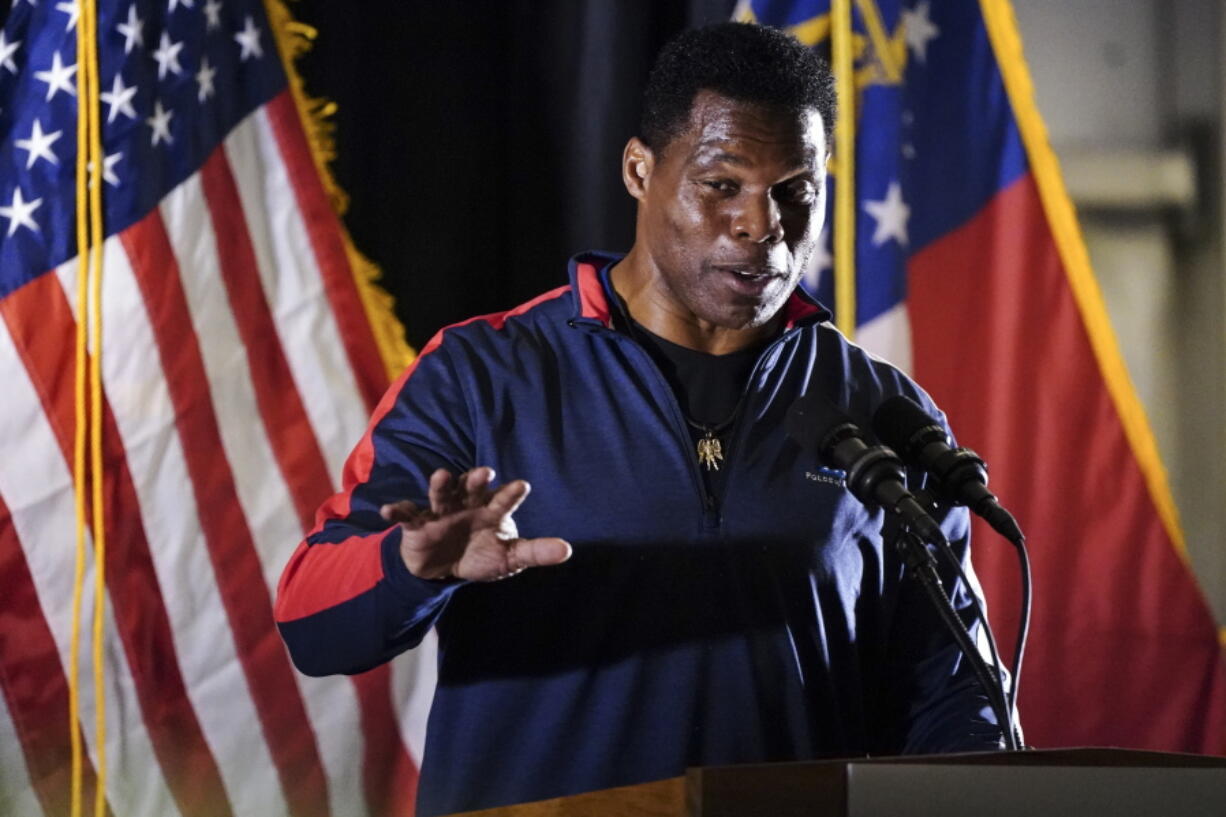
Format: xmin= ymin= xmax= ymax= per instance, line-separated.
xmin=380 ymin=467 xmax=572 ymax=582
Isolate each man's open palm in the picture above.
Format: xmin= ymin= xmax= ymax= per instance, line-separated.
xmin=381 ymin=467 xmax=571 ymax=582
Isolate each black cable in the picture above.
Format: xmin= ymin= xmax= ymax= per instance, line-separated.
xmin=1007 ymin=535 xmax=1032 ymax=722
xmin=912 ymin=491 xmax=1012 ymax=737
xmin=896 ymin=531 xmax=1018 ymax=751
xmin=937 ymin=531 xmax=1027 ymax=749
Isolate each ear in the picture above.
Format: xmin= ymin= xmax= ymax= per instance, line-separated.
xmin=621 ymin=137 xmax=654 ymax=202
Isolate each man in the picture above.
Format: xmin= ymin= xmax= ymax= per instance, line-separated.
xmin=275 ymin=22 xmax=1004 ymax=817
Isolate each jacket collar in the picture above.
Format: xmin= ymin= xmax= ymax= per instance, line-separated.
xmin=566 ymin=250 xmax=832 ymax=330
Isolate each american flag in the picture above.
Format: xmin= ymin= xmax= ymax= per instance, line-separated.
xmin=0 ymin=1 xmax=429 ymax=815
xmin=741 ymin=0 xmax=1226 ymax=752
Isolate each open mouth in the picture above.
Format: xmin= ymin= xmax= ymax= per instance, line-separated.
xmin=714 ymin=264 xmax=783 ymax=292
xmin=715 ymin=265 xmax=782 ymax=297
xmin=730 ymin=269 xmax=771 ymax=282
xmin=715 ymin=263 xmax=780 ymax=280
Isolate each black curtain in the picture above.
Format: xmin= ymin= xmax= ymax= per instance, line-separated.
xmin=295 ymin=0 xmax=736 ymax=349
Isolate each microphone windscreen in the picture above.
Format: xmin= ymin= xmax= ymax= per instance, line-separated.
xmin=871 ymin=395 xmax=943 ymax=454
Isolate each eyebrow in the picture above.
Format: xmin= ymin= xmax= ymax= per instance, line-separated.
xmin=691 ymin=145 xmax=819 ymax=173
xmin=692 ymin=147 xmax=752 ymax=167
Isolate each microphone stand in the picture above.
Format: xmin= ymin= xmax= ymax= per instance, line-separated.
xmin=891 ymin=526 xmax=1020 ymax=751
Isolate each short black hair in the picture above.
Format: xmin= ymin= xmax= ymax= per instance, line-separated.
xmin=640 ymin=22 xmax=836 ymax=154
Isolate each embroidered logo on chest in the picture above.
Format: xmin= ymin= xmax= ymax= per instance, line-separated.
xmin=804 ymin=468 xmax=846 ymax=487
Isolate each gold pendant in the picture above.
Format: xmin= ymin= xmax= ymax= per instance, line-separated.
xmin=696 ymin=431 xmax=723 ymax=471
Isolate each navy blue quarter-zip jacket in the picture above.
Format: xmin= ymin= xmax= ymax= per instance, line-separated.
xmin=275 ymin=252 xmax=1005 ymax=816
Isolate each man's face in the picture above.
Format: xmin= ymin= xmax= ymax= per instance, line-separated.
xmin=631 ymin=90 xmax=828 ymax=332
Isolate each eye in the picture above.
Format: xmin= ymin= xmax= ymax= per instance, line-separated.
xmin=701 ymin=179 xmax=739 ymax=194
xmin=776 ymin=180 xmax=818 ymax=205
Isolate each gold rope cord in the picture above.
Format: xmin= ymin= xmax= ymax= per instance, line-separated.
xmin=85 ymin=0 xmax=108 ymax=812
xmin=831 ymin=0 xmax=857 ymax=337
xmin=70 ymin=0 xmax=108 ymax=813
xmin=69 ymin=0 xmax=90 ymax=808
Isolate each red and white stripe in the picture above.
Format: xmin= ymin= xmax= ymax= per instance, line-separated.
xmin=0 ymin=90 xmax=427 ymax=816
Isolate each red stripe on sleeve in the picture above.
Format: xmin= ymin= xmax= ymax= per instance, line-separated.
xmin=0 ymin=490 xmax=111 ymax=817
xmin=1 ymin=273 xmax=235 ymax=817
xmin=264 ymin=91 xmax=387 ymax=412
xmin=275 ymin=531 xmax=388 ymax=623
xmin=121 ymin=214 xmax=332 ymax=817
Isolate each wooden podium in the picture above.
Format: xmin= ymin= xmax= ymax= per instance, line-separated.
xmin=455 ymin=749 xmax=1226 ymax=816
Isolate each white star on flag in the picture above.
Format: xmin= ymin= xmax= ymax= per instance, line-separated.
xmin=204 ymin=0 xmax=223 ymax=30
xmin=169 ymin=0 xmax=195 ymax=11
xmin=89 ymin=152 xmax=124 ymax=188
xmin=15 ymin=119 xmax=62 ymax=169
xmin=0 ymin=187 xmax=42 ymax=236
xmin=102 ymin=152 xmax=123 ymax=186
xmin=902 ymin=1 xmax=940 ymax=64
xmin=101 ymin=72 xmax=138 ymax=122
xmin=152 ymin=31 xmax=185 ymax=79
xmin=33 ymin=51 xmax=76 ymax=101
xmin=0 ymin=31 xmax=20 ymax=75
xmin=196 ymin=56 xmax=217 ymax=101
xmin=234 ymin=16 xmax=263 ymax=61
xmin=116 ymin=5 xmax=145 ymax=54
xmin=864 ymin=181 xmax=910 ymax=246
xmin=55 ymin=0 xmax=79 ymax=32
xmin=146 ymin=100 xmax=174 ymax=146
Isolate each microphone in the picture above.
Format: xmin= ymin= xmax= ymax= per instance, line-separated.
xmin=786 ymin=394 xmax=949 ymax=549
xmin=872 ymin=395 xmax=1024 ymax=545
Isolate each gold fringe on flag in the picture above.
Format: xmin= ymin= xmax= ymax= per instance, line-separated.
xmin=262 ymin=0 xmax=415 ymax=380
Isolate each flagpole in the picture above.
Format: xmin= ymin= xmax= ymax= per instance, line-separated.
xmin=831 ymin=0 xmax=857 ymax=338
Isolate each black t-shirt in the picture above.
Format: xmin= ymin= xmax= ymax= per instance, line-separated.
xmin=618 ymin=314 xmax=770 ymax=503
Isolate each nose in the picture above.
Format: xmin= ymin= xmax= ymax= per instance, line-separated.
xmin=731 ymin=193 xmax=784 ymax=244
